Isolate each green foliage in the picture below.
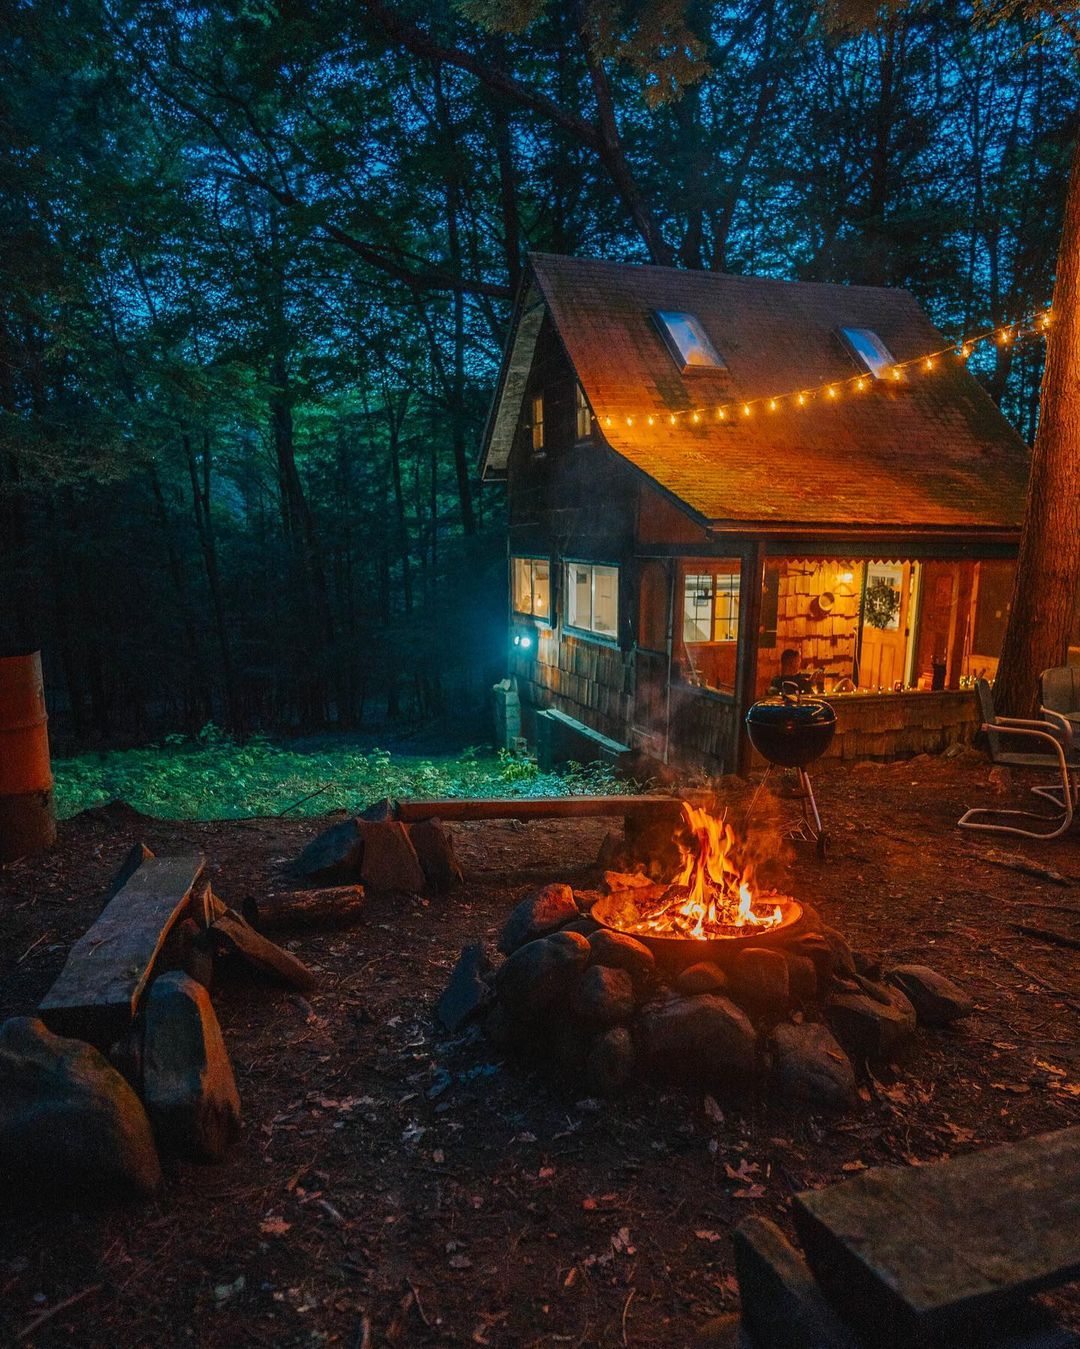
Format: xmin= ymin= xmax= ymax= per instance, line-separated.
xmin=52 ymin=729 xmax=640 ymax=820
xmin=863 ymin=578 xmax=901 ymax=630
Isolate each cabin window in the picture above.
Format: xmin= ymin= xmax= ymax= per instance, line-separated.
xmin=653 ymin=310 xmax=726 ymax=372
xmin=838 ymin=327 xmax=897 ymax=380
xmin=684 ymin=570 xmax=740 ymax=643
xmin=531 ymin=394 xmax=545 ymax=451
xmin=575 ymin=384 xmax=592 ymax=439
xmin=566 ymin=562 xmax=619 ymax=639
xmin=511 ymin=556 xmax=551 ymax=620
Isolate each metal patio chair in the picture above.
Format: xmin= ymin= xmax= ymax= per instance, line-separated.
xmin=957 ymin=678 xmax=1080 ymax=839
xmin=1040 ymin=665 xmax=1080 ymax=737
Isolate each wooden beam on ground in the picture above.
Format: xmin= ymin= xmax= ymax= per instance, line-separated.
xmin=39 ymin=853 xmax=206 ymax=1048
xmin=393 ymin=794 xmax=700 ymax=824
xmin=793 ymin=1125 xmax=1080 ymax=1348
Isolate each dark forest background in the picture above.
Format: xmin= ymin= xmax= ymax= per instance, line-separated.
xmin=2 ymin=0 xmax=1076 ymax=751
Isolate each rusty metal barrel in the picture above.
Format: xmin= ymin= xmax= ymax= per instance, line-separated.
xmin=0 ymin=651 xmax=56 ymax=862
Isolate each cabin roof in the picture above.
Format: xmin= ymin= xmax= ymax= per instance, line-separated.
xmin=481 ymin=253 xmax=1031 ymax=534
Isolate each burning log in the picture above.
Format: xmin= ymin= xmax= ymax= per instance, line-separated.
xmin=242 ymin=885 xmax=366 ymax=934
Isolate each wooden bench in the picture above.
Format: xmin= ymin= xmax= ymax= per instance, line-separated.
xmin=39 ymin=853 xmax=207 ymax=1048
xmin=793 ymin=1125 xmax=1080 ymax=1347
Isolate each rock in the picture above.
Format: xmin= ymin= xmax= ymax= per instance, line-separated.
xmin=574 ymin=965 xmax=635 ymax=1026
xmin=827 ymin=982 xmax=916 ymax=1060
xmin=547 ymin=1020 xmax=593 ymax=1074
xmin=358 ymin=821 xmax=426 ymax=892
xmin=573 ymin=889 xmax=603 ymax=913
xmin=988 ymin=765 xmax=1012 ymax=794
xmin=0 ymin=1016 xmax=161 ymax=1207
xmin=142 ymin=972 xmax=241 ymax=1161
xmin=772 ymin=1023 xmax=856 ymax=1111
xmin=852 ymin=949 xmax=883 ymax=982
xmin=437 ymin=944 xmax=492 ymax=1033
xmin=291 ymin=818 xmax=365 ymax=883
xmin=636 ymin=994 xmax=757 ymax=1083
xmin=784 ymin=953 xmax=817 ymax=1002
xmin=586 ymin=1027 xmax=635 ymax=1097
xmin=587 ymin=929 xmax=655 ymax=992
xmin=163 ymin=916 xmax=214 ymax=990
xmin=406 ymin=819 xmax=463 ymax=891
xmin=732 ymin=1216 xmax=860 ymax=1349
xmin=785 ymin=931 xmax=834 ymax=982
xmin=729 ymin=947 xmax=790 ymax=1017
xmin=675 ymin=962 xmax=728 ymax=995
xmin=562 ymin=915 xmax=601 ymax=937
xmin=886 ymin=965 xmax=973 ymax=1025
xmin=495 ymin=931 xmax=590 ymax=1018
xmin=596 ymin=830 xmax=627 ymax=871
xmin=497 ymin=883 xmax=579 ymax=955
xmin=822 ymin=926 xmax=857 ymax=978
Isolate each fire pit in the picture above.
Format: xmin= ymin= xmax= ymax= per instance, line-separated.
xmin=592 ymin=803 xmax=804 ymax=971
xmin=437 ymin=797 xmax=976 ymax=1109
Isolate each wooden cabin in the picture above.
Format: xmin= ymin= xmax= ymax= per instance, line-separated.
xmin=480 ymin=254 xmax=1030 ymax=772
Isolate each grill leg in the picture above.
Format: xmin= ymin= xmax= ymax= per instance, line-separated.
xmin=797 ymin=768 xmax=823 ymax=839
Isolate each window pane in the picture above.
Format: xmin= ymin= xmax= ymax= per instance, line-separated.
xmin=653 ymin=310 xmax=726 ymax=370
xmin=576 ymin=385 xmax=591 ymax=439
xmin=532 ymin=560 xmax=550 ymax=618
xmin=683 ymin=574 xmax=713 ymax=643
xmin=531 ymin=394 xmax=544 ymax=450
xmin=592 ymin=565 xmax=618 ymax=636
xmin=839 ymin=327 xmax=897 ymax=380
xmin=567 ymin=564 xmax=592 ymax=631
xmin=512 ymin=557 xmax=533 ymax=614
xmin=712 ymin=571 xmax=740 ymax=642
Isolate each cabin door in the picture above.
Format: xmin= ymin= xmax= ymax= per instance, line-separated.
xmin=633 ymin=560 xmax=673 ymax=757
xmin=858 ymin=562 xmax=916 ymax=690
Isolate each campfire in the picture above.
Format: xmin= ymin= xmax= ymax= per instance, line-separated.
xmin=593 ymin=803 xmax=801 ymax=955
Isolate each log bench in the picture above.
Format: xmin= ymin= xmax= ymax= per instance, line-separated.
xmin=791 ymin=1125 xmax=1080 ymax=1348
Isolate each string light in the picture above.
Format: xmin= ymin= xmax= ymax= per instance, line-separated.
xmin=596 ymin=306 xmax=1050 ymax=431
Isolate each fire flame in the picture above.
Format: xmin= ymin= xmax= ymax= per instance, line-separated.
xmin=634 ymin=803 xmax=783 ymax=940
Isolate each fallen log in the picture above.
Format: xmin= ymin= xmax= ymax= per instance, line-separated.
xmin=1009 ymin=922 xmax=1080 ymax=952
xmin=242 ymin=885 xmax=366 ymax=933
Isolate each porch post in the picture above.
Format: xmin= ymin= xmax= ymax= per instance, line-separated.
xmin=735 ymin=542 xmax=766 ymax=776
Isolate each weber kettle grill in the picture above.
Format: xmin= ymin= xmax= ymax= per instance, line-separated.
xmin=744 ymin=684 xmax=837 ymax=857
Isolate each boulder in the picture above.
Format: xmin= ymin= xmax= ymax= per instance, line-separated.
xmin=587 ymin=929 xmax=655 ymax=992
xmin=822 ymin=926 xmax=857 ymax=979
xmin=674 ymin=962 xmax=728 ymax=995
xmin=0 ymin=1016 xmax=161 ymax=1207
xmin=405 ymin=819 xmax=463 ymax=892
xmin=586 ymin=1026 xmax=636 ymax=1097
xmin=786 ymin=932 xmax=835 ymax=983
xmin=142 ymin=972 xmax=241 ymax=1161
xmin=595 ymin=830 xmax=627 ymax=872
xmin=437 ymin=944 xmax=492 ymax=1033
xmin=772 ymin=1022 xmax=856 ymax=1111
xmin=497 ymin=884 xmax=579 ymax=955
xmin=291 ymin=818 xmax=365 ymax=883
xmin=852 ymin=949 xmax=883 ymax=982
xmin=827 ymin=982 xmax=916 ymax=1060
xmin=573 ymin=965 xmax=635 ymax=1026
xmin=495 ymin=931 xmax=591 ymax=1018
xmin=357 ymin=821 xmax=426 ymax=893
xmin=886 ymin=965 xmax=974 ymax=1025
xmin=562 ymin=915 xmax=601 ymax=937
xmin=784 ymin=952 xmax=818 ymax=1003
xmin=729 ymin=947 xmax=790 ymax=1017
xmin=636 ymin=994 xmax=757 ymax=1083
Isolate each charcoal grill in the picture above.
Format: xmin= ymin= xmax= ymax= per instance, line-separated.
xmin=744 ymin=684 xmax=837 ymax=857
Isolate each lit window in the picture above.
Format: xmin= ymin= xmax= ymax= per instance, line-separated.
xmin=575 ymin=384 xmax=592 ymax=439
xmin=565 ymin=562 xmax=619 ymax=639
xmin=838 ymin=327 xmax=898 ymax=380
xmin=653 ymin=310 xmax=726 ymax=372
xmin=531 ymin=394 xmax=545 ymax=450
xmin=683 ymin=569 xmax=740 ymax=643
xmin=511 ymin=556 xmax=550 ymax=619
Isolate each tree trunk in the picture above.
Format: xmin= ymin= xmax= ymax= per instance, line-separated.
xmin=993 ymin=128 xmax=1080 ymax=718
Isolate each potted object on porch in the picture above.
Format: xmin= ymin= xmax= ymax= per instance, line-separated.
xmin=0 ymin=650 xmax=56 ymax=863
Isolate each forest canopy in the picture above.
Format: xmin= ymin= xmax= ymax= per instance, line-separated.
xmin=1 ymin=0 xmax=1075 ymax=747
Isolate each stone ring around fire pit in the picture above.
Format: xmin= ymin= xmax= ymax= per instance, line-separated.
xmin=591 ymin=891 xmax=805 ymax=975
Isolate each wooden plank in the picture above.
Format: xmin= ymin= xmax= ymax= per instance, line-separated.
xmin=395 ymin=794 xmax=694 ymax=823
xmin=40 ymin=853 xmax=205 ymax=1047
xmin=793 ymin=1126 xmax=1080 ymax=1348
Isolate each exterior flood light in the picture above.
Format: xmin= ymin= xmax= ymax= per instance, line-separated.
xmin=513 ymin=633 xmax=533 ymax=649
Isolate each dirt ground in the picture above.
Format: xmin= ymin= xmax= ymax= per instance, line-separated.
xmin=2 ymin=753 xmax=1079 ymax=1348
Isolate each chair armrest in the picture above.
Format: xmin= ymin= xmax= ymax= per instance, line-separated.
xmin=1040 ymin=707 xmax=1075 ymax=744
xmin=982 ymin=722 xmax=1076 ymax=767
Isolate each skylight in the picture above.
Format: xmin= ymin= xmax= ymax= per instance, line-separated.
xmin=653 ymin=310 xmax=726 ymax=372
xmin=839 ymin=327 xmax=897 ymax=380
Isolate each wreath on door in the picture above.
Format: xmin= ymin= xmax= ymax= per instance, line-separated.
xmin=864 ymin=578 xmax=901 ymax=630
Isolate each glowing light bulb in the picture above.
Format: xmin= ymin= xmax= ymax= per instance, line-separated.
xmin=717 ymin=407 xmax=727 ymax=420
xmin=924 ymin=357 xmax=934 ymax=371
xmin=891 ymin=368 xmax=901 ymax=381
xmin=646 ymin=415 xmax=654 ymax=426
xmin=998 ymin=328 xmax=1011 ymax=345
xmin=855 ymin=378 xmax=866 ymax=392
xmin=797 ymin=393 xmax=806 ymax=406
xmin=691 ymin=411 xmax=700 ymax=423
xmin=742 ymin=404 xmax=751 ymax=417
xmin=604 ymin=416 xmax=613 ymax=426
xmin=626 ymin=416 xmax=633 ymax=426
xmin=827 ymin=386 xmax=837 ymax=399
xmin=960 ymin=343 xmax=971 ymax=359
xmin=768 ymin=398 xmax=778 ymax=412
xmin=669 ymin=414 xmax=676 ymax=426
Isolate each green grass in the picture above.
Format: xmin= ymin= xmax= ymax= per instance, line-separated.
xmin=53 ymin=725 xmax=638 ymax=821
